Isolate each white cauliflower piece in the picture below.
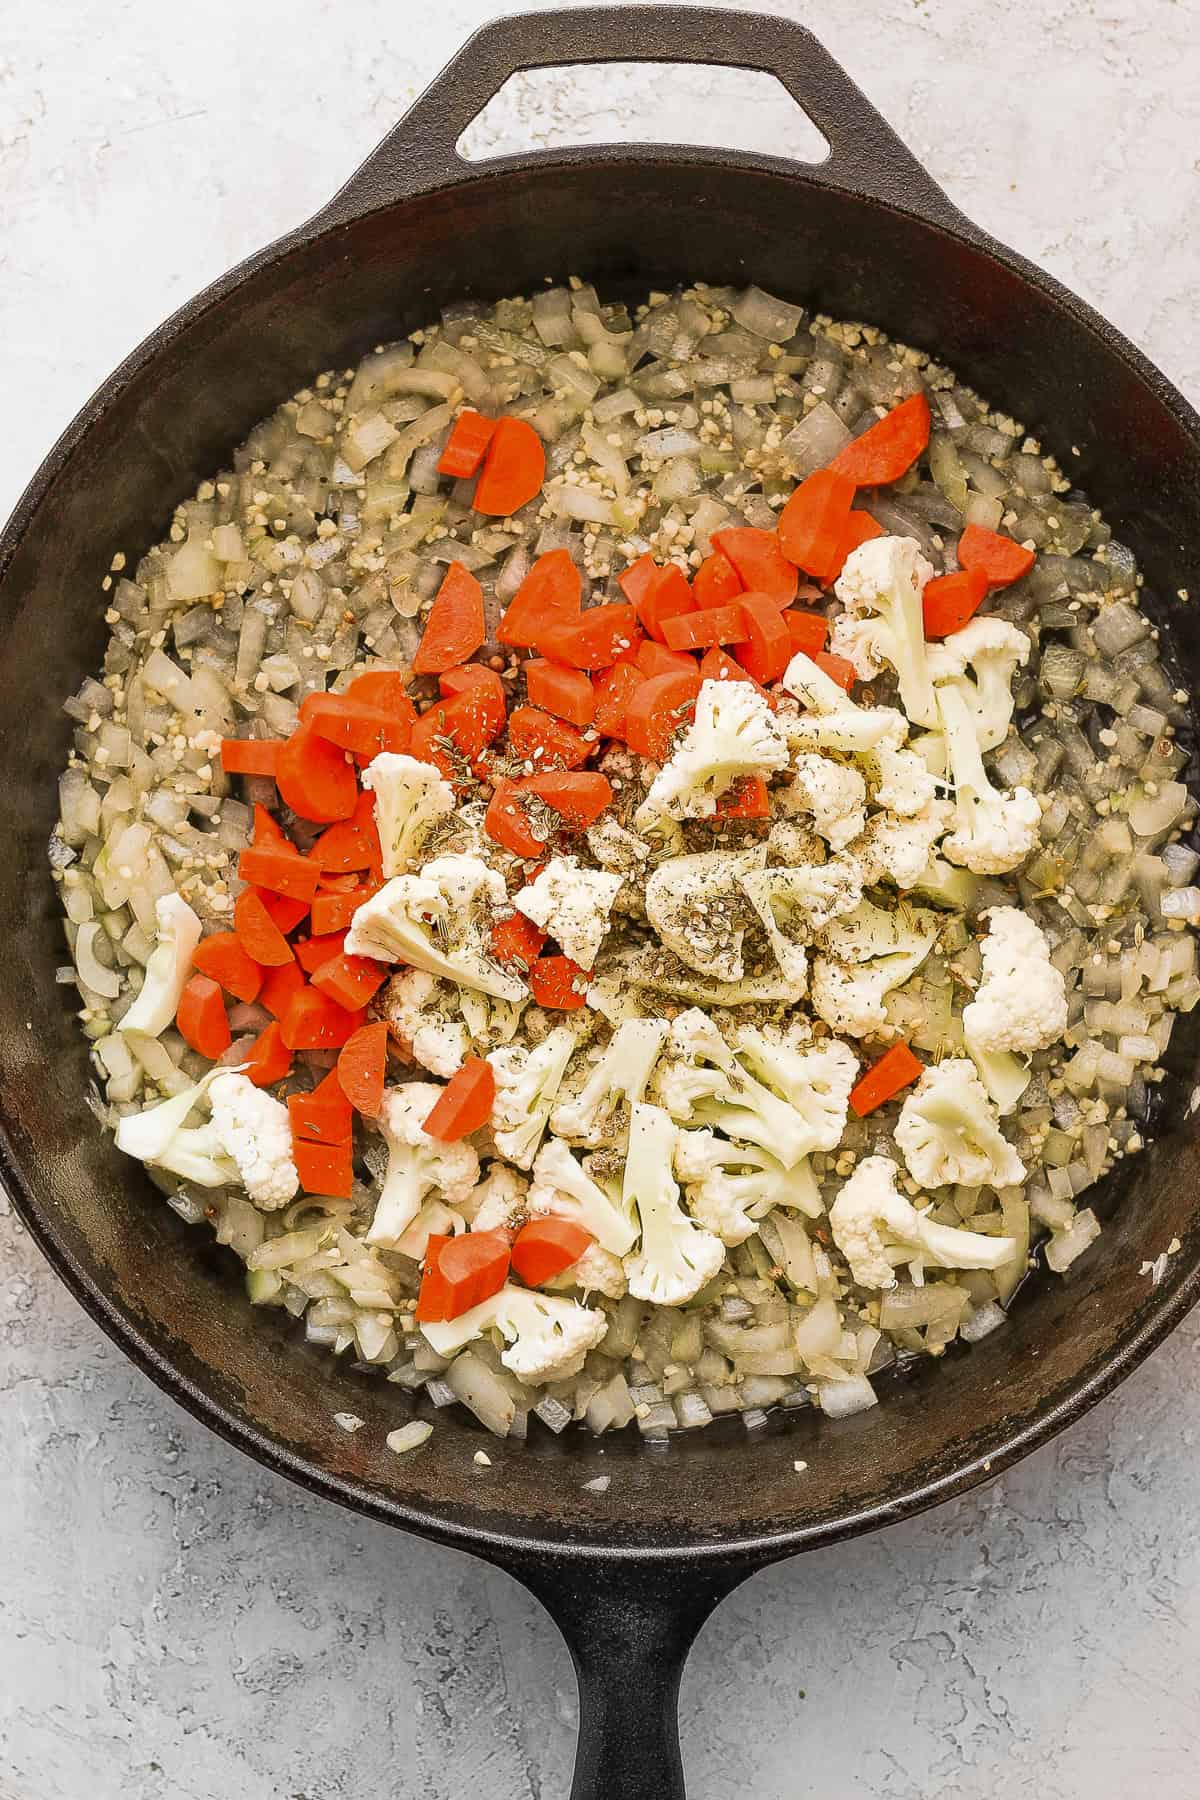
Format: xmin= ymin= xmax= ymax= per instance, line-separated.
xmin=119 ymin=892 xmax=203 ymax=1038
xmin=810 ymin=897 xmax=939 ymax=1038
xmin=859 ymin=745 xmax=939 ymax=817
xmin=420 ymin=1285 xmax=609 ymax=1385
xmin=546 ymin=1240 xmax=629 ymax=1300
xmin=927 ymin=617 xmax=1032 ymax=752
xmin=513 ymin=856 xmax=622 ymax=971
xmin=369 ymin=1082 xmax=480 ymax=1246
xmin=380 ymin=969 xmax=469 ymax=1077
xmin=732 ymin=1026 xmax=858 ymax=1159
xmin=962 ymin=907 xmax=1069 ymax=1112
xmin=487 ymin=1024 xmax=581 ymax=1168
xmin=345 ymin=855 xmax=525 ymax=999
xmin=849 ymin=800 xmax=953 ymax=890
xmin=362 ymin=751 xmax=455 ymax=876
xmin=527 ymin=1137 xmax=638 ymax=1255
xmin=622 ymin=1102 xmax=725 ymax=1306
xmin=644 ymin=845 xmax=766 ymax=983
xmin=635 ymin=679 xmax=788 ymax=826
xmin=831 ymin=535 xmax=938 ymax=727
xmin=114 ymin=1065 xmax=237 ymax=1189
xmin=780 ymin=652 xmax=908 ymax=753
xmin=549 ymin=1017 xmax=669 ymax=1147
xmin=894 ymin=1058 xmax=1026 ymax=1191
xmin=935 ymin=683 xmax=1040 ymax=875
xmin=674 ymin=1128 xmax=820 ymax=1243
xmin=460 ymin=1162 xmax=529 ymax=1233
xmin=830 ymin=1154 xmax=1018 ymax=1290
xmin=739 ymin=858 xmax=864 ymax=983
xmin=780 ymin=752 xmax=867 ymax=851
xmin=207 ymin=1071 xmax=299 ymax=1209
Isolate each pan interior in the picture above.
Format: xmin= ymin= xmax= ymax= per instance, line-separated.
xmin=6 ymin=157 xmax=1199 ymax=1553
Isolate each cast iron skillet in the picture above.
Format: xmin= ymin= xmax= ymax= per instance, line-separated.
xmin=5 ymin=9 xmax=1200 ymax=1794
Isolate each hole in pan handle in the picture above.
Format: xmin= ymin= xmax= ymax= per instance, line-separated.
xmin=312 ymin=4 xmax=970 ymax=233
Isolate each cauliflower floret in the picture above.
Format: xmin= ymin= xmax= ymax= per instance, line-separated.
xmin=488 ymin=1024 xmax=581 ymax=1167
xmin=830 ymin=1154 xmax=1018 ymax=1289
xmin=585 ymin=814 xmax=652 ymax=876
xmin=894 ymin=1058 xmax=1026 ymax=1191
xmin=644 ymin=845 xmax=766 ymax=982
xmin=962 ymin=907 xmax=1069 ymax=1112
xmin=831 ymin=535 xmax=938 ymax=728
xmin=780 ymin=652 xmax=908 ymax=753
xmin=362 ymin=752 xmax=455 ymax=876
xmin=858 ymin=745 xmax=939 ymax=817
xmin=380 ymin=969 xmax=469 ymax=1077
xmin=207 ymin=1071 xmax=299 ymax=1209
xmin=369 ymin=1082 xmax=480 ymax=1245
xmin=674 ymin=1128 xmax=821 ymax=1243
xmin=526 ymin=1136 xmax=639 ymax=1254
xmin=589 ymin=948 xmax=799 ymax=1015
xmin=739 ymin=858 xmax=865 ymax=970
xmin=345 ymin=855 xmax=526 ymax=1000
xmin=765 ymin=819 xmax=826 ymax=866
xmin=460 ymin=1162 xmax=529 ymax=1233
xmin=420 ymin=1285 xmax=609 ymax=1385
xmin=114 ymin=1065 xmax=238 ymax=1189
xmin=732 ymin=1026 xmax=858 ymax=1160
xmin=119 ymin=892 xmax=203 ymax=1038
xmin=622 ymin=1102 xmax=725 ymax=1306
xmin=849 ymin=800 xmax=953 ymax=890
xmin=546 ymin=1240 xmax=628 ymax=1300
xmin=809 ymin=897 xmax=939 ymax=1037
xmin=635 ymin=679 xmax=788 ymax=826
xmin=513 ymin=856 xmax=622 ymax=971
xmin=927 ymin=617 xmax=1032 ymax=752
xmin=935 ymin=683 xmax=1040 ymax=875
xmin=548 ymin=1017 xmax=669 ymax=1147
xmin=779 ymin=752 xmax=867 ymax=851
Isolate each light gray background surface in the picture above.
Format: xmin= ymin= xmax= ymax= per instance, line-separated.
xmin=3 ymin=1 xmax=1199 ymax=1794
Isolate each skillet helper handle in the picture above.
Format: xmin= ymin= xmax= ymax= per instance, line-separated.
xmin=315 ymin=4 xmax=966 ymax=229
xmin=514 ymin=1558 xmax=747 ymax=1800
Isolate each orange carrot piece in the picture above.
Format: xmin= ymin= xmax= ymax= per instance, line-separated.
xmin=234 ymin=888 xmax=297 ymax=968
xmin=634 ymin=564 xmax=695 ymax=644
xmin=311 ymin=952 xmax=388 ymax=1012
xmin=191 ymin=931 xmax=263 ymax=1005
xmin=623 ymin=669 xmax=703 ymax=760
xmin=310 ymin=887 xmax=374 ymax=935
xmin=849 ymin=1043 xmax=924 ymax=1117
xmin=537 ymin=604 xmax=642 ymax=671
xmin=617 ymin=552 xmax=660 ymax=611
xmin=294 ymin=930 xmax=348 ymax=974
xmin=699 ymin=645 xmax=760 ymax=690
xmin=484 ymin=781 xmax=545 ymax=858
xmin=777 ymin=469 xmax=857 ymax=583
xmin=712 ymin=526 xmax=798 ymax=606
xmin=497 ymin=549 xmax=581 ymax=648
xmin=922 ymin=567 xmax=989 ymax=638
xmin=337 ymin=1020 xmax=389 ymax=1118
xmin=275 ymin=720 xmax=358 ymax=824
xmin=287 ymin=1069 xmax=354 ymax=1145
xmin=830 ymin=508 xmax=885 ymax=580
xmin=507 ymin=705 xmax=593 ymax=771
xmin=220 ymin=739 xmax=280 ymax=778
xmin=782 ymin=609 xmax=830 ymax=659
xmin=524 ymin=658 xmax=595 ymax=728
xmin=258 ymin=960 xmax=307 ymax=1021
xmin=591 ymin=661 xmax=645 ymax=740
xmin=413 ymin=1233 xmax=455 ymax=1322
xmin=662 ymin=604 xmax=746 ymax=653
xmin=243 ymin=1020 xmax=293 ymax=1087
xmin=490 ymin=912 xmax=547 ymax=965
xmin=635 ymin=639 xmax=698 ymax=679
xmin=529 ymin=954 xmax=590 ymax=1009
xmin=521 ymin=770 xmax=612 ymax=829
xmin=302 ymin=693 xmax=412 ymax=758
xmin=307 ymin=817 xmax=377 ymax=874
xmin=175 ymin=974 xmax=230 ymax=1060
xmin=409 ymin=684 xmax=506 ymax=780
xmin=814 ymin=650 xmax=858 ymax=691
xmin=692 ymin=548 xmax=744 ymax=608
xmin=416 ymin=1230 xmax=511 ymax=1322
xmin=734 ymin=593 xmax=792 ymax=683
xmin=238 ymin=844 xmax=321 ymax=903
xmin=411 ymin=561 xmax=487 ymax=675
xmin=280 ymin=985 xmax=365 ymax=1052
xmin=253 ymin=804 xmax=292 ymax=851
xmin=510 ymin=1216 xmax=594 ymax=1286
xmin=292 ymin=1137 xmax=353 ymax=1199
xmin=472 ymin=417 xmax=545 ymax=516
xmin=437 ymin=410 xmax=497 ymax=479
xmin=957 ymin=522 xmax=1036 ymax=589
xmin=422 ymin=1057 xmax=496 ymax=1141
xmin=829 ymin=392 xmax=931 ymax=487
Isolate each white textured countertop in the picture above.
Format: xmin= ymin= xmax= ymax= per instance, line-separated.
xmin=3 ymin=1 xmax=1200 ymax=1794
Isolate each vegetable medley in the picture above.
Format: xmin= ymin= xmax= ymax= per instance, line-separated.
xmin=53 ymin=279 xmax=1200 ymax=1451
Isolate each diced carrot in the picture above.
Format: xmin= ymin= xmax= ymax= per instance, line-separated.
xmin=292 ymin=1137 xmax=353 ymax=1199
xmin=814 ymin=650 xmax=858 ymax=691
xmin=409 ymin=683 xmax=506 ymax=780
xmin=234 ymin=888 xmax=297 ymax=967
xmin=253 ymin=804 xmax=292 ymax=851
xmin=175 ymin=974 xmax=231 ymax=1060
xmin=507 ymin=705 xmax=592 ymax=771
xmin=733 ymin=593 xmax=792 ymax=683
xmin=782 ymin=609 xmax=830 ymax=659
xmin=346 ymin=670 xmax=418 ymax=735
xmin=243 ymin=1020 xmax=293 ymax=1087
xmin=712 ymin=526 xmax=798 ymax=606
xmin=510 ymin=1216 xmax=594 ymax=1286
xmin=473 ymin=417 xmax=545 ymax=516
xmin=294 ymin=930 xmax=348 ymax=974
xmin=692 ymin=548 xmax=744 ymax=608
xmin=422 ymin=1057 xmax=496 ymax=1141
xmin=275 ymin=720 xmax=358 ymax=823
xmin=288 ymin=1068 xmax=354 ymax=1145
xmin=957 ymin=522 xmax=1036 ymax=589
xmin=777 ymin=469 xmax=857 ymax=583
xmin=191 ymin=931 xmax=263 ymax=1005
xmin=258 ymin=960 xmax=307 ymax=1021
xmin=497 ymin=549 xmax=581 ymax=648
xmin=849 ymin=1042 xmax=924 ymax=1117
xmin=699 ymin=645 xmax=760 ymax=689
xmin=337 ymin=1020 xmax=389 ymax=1117
xmin=302 ymin=693 xmax=412 ymax=758
xmin=310 ymin=887 xmax=373 ymax=935
xmin=591 ymin=660 xmax=646 ymax=740
xmin=238 ymin=845 xmax=321 ymax=903
xmin=634 ymin=564 xmax=695 ymax=644
xmin=411 ymin=561 xmax=486 ymax=675
xmin=484 ymin=780 xmax=545 ymax=858
xmin=714 ymin=775 xmax=770 ymax=819
xmin=437 ymin=409 xmax=497 ymax=479
xmin=830 ymin=508 xmax=885 ymax=580
xmin=829 ymin=392 xmax=931 ymax=488
xmin=258 ymin=890 xmax=310 ymax=933
xmin=521 ymin=770 xmax=611 ymax=829
xmin=617 ymin=552 xmax=660 ymax=610
xmin=220 ymin=738 xmax=280 ymax=778
xmin=922 ymin=567 xmax=989 ymax=638
xmin=316 ymin=872 xmax=361 ymax=894
xmin=307 ymin=817 xmax=377 ymax=874
xmin=415 ymin=1230 xmax=511 ymax=1322
xmin=490 ymin=912 xmax=547 ymax=965
xmin=636 ymin=639 xmax=698 ymax=679
xmin=524 ymin=659 xmax=595 ymax=728
xmin=529 ymin=954 xmax=590 ymax=1009
xmin=311 ymin=952 xmax=388 ymax=1012
xmin=537 ymin=603 xmax=642 ymax=670
xmin=624 ymin=669 xmax=703 ymax=760
xmin=439 ymin=662 xmax=506 ymax=707
xmin=280 ymin=985 xmax=365 ymax=1051
xmin=662 ymin=604 xmax=746 ymax=653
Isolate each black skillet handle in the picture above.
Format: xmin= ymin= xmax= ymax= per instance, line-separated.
xmin=314 ymin=5 xmax=967 ymax=231
xmin=511 ymin=1556 xmax=750 ymax=1799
